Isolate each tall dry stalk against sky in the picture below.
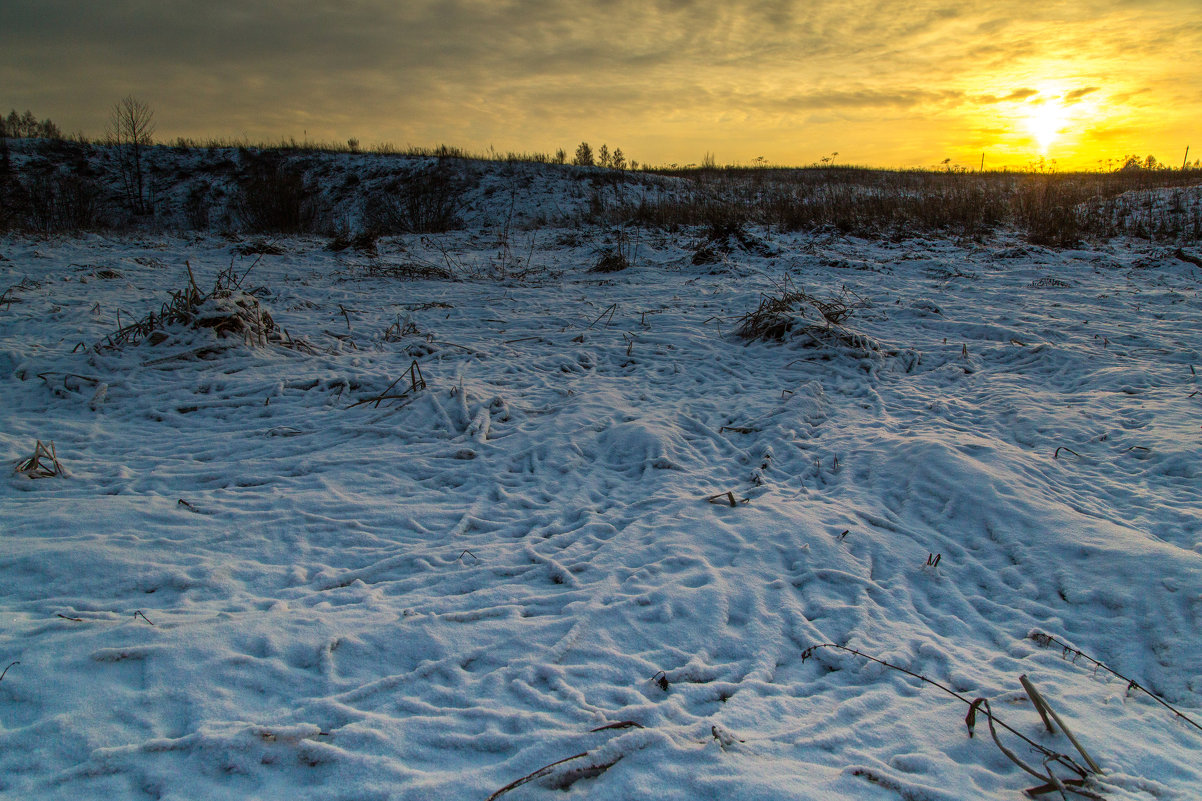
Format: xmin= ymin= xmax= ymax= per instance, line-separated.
xmin=2 ymin=0 xmax=1198 ymax=168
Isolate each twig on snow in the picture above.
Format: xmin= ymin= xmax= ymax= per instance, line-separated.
xmin=586 ymin=303 xmax=619 ymax=329
xmin=589 ymin=721 xmax=644 ymax=732
xmin=706 ymin=491 xmax=748 ymax=507
xmin=801 ymin=644 xmax=1095 ymax=788
xmin=1030 ymin=631 xmax=1202 ymax=734
xmin=487 ymin=723 xmax=634 ymax=801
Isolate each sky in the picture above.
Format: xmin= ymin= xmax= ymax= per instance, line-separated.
xmin=2 ymin=0 xmax=1199 ymax=169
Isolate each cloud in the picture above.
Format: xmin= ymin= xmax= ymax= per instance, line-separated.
xmin=1 ymin=0 xmax=1199 ymax=166
xmin=977 ymin=89 xmax=1040 ymax=104
xmin=1062 ymin=86 xmax=1101 ymax=103
xmin=766 ymin=88 xmax=964 ymax=113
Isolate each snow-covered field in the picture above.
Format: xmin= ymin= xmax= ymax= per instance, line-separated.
xmin=1 ymin=223 xmax=1200 ymax=800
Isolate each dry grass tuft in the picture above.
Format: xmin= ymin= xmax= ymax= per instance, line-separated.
xmin=734 ymin=282 xmax=859 ymax=343
xmin=592 ymin=249 xmax=630 ymax=273
xmin=326 ymin=231 xmax=379 ymax=256
xmin=590 ymin=228 xmax=639 ymax=273
xmin=692 ymin=218 xmax=773 ymax=264
xmin=360 ymin=261 xmax=453 ymax=281
xmin=97 ymin=260 xmax=294 ymax=352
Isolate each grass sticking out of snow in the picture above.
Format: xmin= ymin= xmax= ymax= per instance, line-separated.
xmin=0 ymin=222 xmax=1200 ymax=801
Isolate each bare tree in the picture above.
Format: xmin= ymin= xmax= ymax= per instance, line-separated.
xmin=106 ymin=96 xmax=155 ymax=214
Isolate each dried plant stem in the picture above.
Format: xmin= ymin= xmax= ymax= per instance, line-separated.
xmin=967 ymin=699 xmax=1104 ymax=800
xmin=801 ymin=644 xmax=1093 ymax=781
xmin=707 ymin=491 xmax=747 ymax=507
xmin=1021 ymin=674 xmax=1056 ymax=734
xmin=1020 ymin=674 xmax=1103 ymax=774
xmin=1030 ymin=631 xmax=1202 ymax=733
xmin=587 ymin=303 xmax=618 ymax=329
xmin=349 ymin=360 xmax=427 ymax=408
xmin=486 ymin=751 xmax=623 ymax=801
xmin=15 ymin=440 xmax=63 ymax=478
xmin=588 ymin=721 xmax=643 ymax=733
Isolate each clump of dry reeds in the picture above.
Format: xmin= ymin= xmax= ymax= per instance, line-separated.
xmin=692 ymin=216 xmax=773 ymax=264
xmin=735 ymin=283 xmax=858 ymax=342
xmin=360 ymin=261 xmax=452 ymax=281
xmin=605 ymin=165 xmax=1202 ymax=246
xmin=326 ymin=230 xmax=379 ymax=256
xmin=14 ymin=440 xmax=63 ymax=478
xmin=590 ymin=228 xmax=639 ymax=273
xmin=592 ymin=249 xmax=630 ymax=272
xmin=97 ymin=260 xmax=284 ymax=350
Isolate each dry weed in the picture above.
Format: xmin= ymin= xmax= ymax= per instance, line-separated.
xmin=14 ymin=440 xmax=63 ymax=478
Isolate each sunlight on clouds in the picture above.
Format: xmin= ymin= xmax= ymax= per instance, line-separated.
xmin=953 ymin=48 xmax=1143 ymax=169
xmin=1 ymin=0 xmax=1198 ymax=169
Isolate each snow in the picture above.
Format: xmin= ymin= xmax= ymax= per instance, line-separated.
xmin=1 ymin=213 xmax=1201 ymax=800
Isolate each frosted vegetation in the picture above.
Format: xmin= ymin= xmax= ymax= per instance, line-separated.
xmin=1 ymin=139 xmax=1200 ymax=800
xmin=2 ymin=129 xmax=1201 ymax=246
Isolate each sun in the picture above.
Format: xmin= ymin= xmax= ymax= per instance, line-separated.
xmin=1024 ymin=100 xmax=1067 ymax=152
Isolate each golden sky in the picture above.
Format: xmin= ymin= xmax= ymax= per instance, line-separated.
xmin=2 ymin=0 xmax=1199 ymax=169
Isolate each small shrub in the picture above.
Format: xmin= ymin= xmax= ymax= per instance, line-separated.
xmin=363 ymin=163 xmax=465 ymax=234
xmin=234 ymin=155 xmax=321 ymax=233
xmin=1015 ymin=177 xmax=1084 ymax=247
xmin=22 ymin=172 xmax=103 ymax=232
xmin=692 ymin=215 xmax=772 ymax=263
xmin=184 ymin=182 xmax=213 ymax=229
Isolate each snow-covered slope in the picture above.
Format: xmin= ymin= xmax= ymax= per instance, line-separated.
xmin=1 ymin=217 xmax=1200 ymax=800
xmin=2 ymin=139 xmax=680 ymax=233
